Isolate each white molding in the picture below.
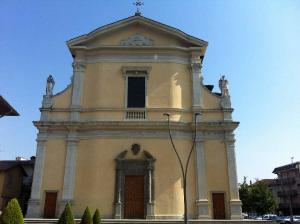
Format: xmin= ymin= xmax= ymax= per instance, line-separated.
xmin=86 ymin=54 xmax=190 ymax=65
xmin=44 ymin=130 xmax=225 ymax=141
xmin=40 ymin=107 xmax=233 ymax=114
xmin=33 ymin=121 xmax=239 ymax=134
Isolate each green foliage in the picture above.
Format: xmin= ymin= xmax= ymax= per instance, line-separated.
xmin=57 ymin=203 xmax=75 ymax=224
xmin=80 ymin=207 xmax=92 ymax=224
xmin=239 ymin=177 xmax=251 ymax=213
xmin=92 ymin=209 xmax=101 ymax=224
xmin=0 ymin=198 xmax=24 ymax=224
xmin=239 ymin=177 xmax=277 ymax=215
xmin=251 ymin=182 xmax=277 ymax=215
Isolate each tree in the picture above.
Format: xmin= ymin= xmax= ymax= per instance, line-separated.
xmin=239 ymin=177 xmax=251 ymax=213
xmin=0 ymin=198 xmax=24 ymax=224
xmin=239 ymin=177 xmax=277 ymax=215
xmin=250 ymin=181 xmax=277 ymax=215
xmin=92 ymin=209 xmax=101 ymax=224
xmin=57 ymin=203 xmax=75 ymax=224
xmin=80 ymin=207 xmax=92 ymax=224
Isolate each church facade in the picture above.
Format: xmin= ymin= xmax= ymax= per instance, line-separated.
xmin=27 ymin=14 xmax=242 ymax=220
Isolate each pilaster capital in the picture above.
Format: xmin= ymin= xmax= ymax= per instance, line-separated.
xmin=195 ymin=137 xmax=205 ymax=143
xmin=36 ymin=132 xmax=48 ymax=143
xmin=224 ymin=132 xmax=235 ymax=144
xmin=67 ymin=131 xmax=79 ymax=143
xmin=72 ymin=61 xmax=86 ymax=72
xmin=190 ymin=60 xmax=202 ymax=74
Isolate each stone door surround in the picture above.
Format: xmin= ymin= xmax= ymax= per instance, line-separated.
xmin=114 ymin=150 xmax=155 ymax=219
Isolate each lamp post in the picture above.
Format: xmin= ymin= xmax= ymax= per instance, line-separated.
xmin=164 ymin=113 xmax=199 ymax=224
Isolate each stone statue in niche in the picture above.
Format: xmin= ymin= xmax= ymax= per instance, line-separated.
xmin=219 ymin=75 xmax=229 ymax=97
xmin=131 ymin=143 xmax=141 ymax=155
xmin=46 ymin=75 xmax=55 ymax=97
xmin=120 ymin=33 xmax=154 ymax=46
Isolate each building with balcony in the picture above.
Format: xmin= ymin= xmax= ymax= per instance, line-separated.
xmin=272 ymin=162 xmax=300 ymax=215
xmin=26 ymin=13 xmax=242 ymax=220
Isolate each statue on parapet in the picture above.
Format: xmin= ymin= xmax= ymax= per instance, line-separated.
xmin=219 ymin=75 xmax=229 ymax=97
xmin=46 ymin=75 xmax=55 ymax=97
xmin=219 ymin=75 xmax=231 ymax=109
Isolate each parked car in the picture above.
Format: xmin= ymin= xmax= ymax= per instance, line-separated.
xmin=276 ymin=216 xmax=286 ymax=223
xmin=255 ymin=216 xmax=263 ymax=220
xmin=263 ymin=214 xmax=278 ymax=220
xmin=281 ymin=216 xmax=300 ymax=223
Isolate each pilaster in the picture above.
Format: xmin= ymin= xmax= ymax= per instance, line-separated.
xmin=70 ymin=54 xmax=86 ymax=121
xmin=190 ymin=56 xmax=203 ymax=111
xmin=26 ymin=130 xmax=48 ymax=218
xmin=146 ymin=160 xmax=155 ymax=219
xmin=114 ymin=162 xmax=122 ymax=219
xmin=194 ymin=139 xmax=210 ymax=219
xmin=225 ymin=132 xmax=242 ymax=219
xmin=59 ymin=131 xmax=79 ymax=214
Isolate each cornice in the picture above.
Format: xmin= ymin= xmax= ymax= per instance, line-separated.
xmin=70 ymin=45 xmax=202 ymax=52
xmin=33 ymin=120 xmax=239 ymax=132
xmin=39 ymin=107 xmax=232 ymax=113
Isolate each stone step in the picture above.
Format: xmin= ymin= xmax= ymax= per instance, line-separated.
xmin=24 ymin=219 xmax=278 ymax=224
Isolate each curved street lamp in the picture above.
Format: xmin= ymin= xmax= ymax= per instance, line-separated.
xmin=163 ymin=112 xmax=199 ymax=224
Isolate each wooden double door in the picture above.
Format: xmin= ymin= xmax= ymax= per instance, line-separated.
xmin=124 ymin=175 xmax=145 ymax=219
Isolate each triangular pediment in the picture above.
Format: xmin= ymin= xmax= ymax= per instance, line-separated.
xmin=67 ymin=15 xmax=208 ymax=52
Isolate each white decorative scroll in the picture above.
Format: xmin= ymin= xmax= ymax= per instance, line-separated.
xmin=120 ymin=33 xmax=154 ymax=46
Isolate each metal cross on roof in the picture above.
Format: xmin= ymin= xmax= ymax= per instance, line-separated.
xmin=133 ymin=0 xmax=144 ymax=16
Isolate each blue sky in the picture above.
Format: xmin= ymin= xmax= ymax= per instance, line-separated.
xmin=0 ymin=0 xmax=299 ymax=182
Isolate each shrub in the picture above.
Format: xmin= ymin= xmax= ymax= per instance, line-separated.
xmin=57 ymin=203 xmax=75 ymax=224
xmin=92 ymin=209 xmax=101 ymax=224
xmin=0 ymin=198 xmax=24 ymax=224
xmin=80 ymin=207 xmax=92 ymax=224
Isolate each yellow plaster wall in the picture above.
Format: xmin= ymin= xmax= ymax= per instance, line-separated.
xmin=204 ymin=140 xmax=230 ymax=218
xmin=48 ymin=112 xmax=69 ymax=121
xmin=41 ymin=139 xmax=67 ymax=209
xmin=147 ymin=111 xmax=192 ymax=122
xmin=87 ymin=24 xmax=186 ymax=47
xmin=52 ymin=85 xmax=72 ymax=108
xmin=73 ymin=138 xmax=196 ymax=218
xmin=201 ymin=112 xmax=223 ymax=121
xmin=200 ymin=85 xmax=221 ymax=109
xmin=82 ymin=62 xmax=192 ymax=110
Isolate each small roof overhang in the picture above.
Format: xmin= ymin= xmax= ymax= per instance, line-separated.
xmin=0 ymin=95 xmax=19 ymax=117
